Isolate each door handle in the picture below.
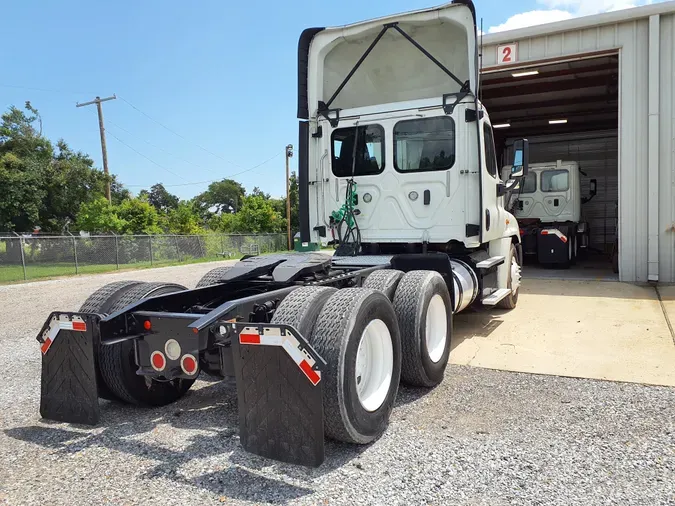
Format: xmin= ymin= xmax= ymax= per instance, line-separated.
xmin=485 ymin=209 xmax=491 ymax=231
xmin=424 ymin=190 xmax=431 ymax=205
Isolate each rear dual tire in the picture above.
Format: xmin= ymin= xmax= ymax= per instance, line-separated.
xmin=393 ymin=271 xmax=452 ymax=387
xmin=271 ymin=270 xmax=452 ymax=445
xmin=80 ymin=281 xmax=196 ymax=406
xmin=272 ymin=287 xmax=402 ymax=445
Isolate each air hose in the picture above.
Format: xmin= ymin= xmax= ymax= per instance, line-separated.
xmin=331 ymin=126 xmax=362 ymax=256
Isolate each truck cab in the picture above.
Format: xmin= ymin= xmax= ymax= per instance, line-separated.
xmin=502 ymin=161 xmax=597 ymax=267
xmin=298 ymin=1 xmax=528 ymax=305
xmin=503 ymin=161 xmax=582 ymax=224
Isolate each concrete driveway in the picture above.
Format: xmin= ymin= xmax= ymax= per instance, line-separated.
xmin=451 ymin=279 xmax=675 ymax=387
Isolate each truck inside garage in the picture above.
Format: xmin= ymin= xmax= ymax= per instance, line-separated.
xmin=479 ymin=1 xmax=675 ymax=284
xmin=480 ymin=54 xmax=619 ymax=280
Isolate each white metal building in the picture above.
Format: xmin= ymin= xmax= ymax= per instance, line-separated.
xmin=481 ymin=1 xmax=675 ymax=283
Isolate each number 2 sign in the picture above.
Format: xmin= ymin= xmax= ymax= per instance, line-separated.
xmin=497 ymin=43 xmax=518 ymax=65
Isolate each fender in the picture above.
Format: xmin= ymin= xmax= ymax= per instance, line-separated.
xmin=489 ymin=212 xmax=521 ymax=290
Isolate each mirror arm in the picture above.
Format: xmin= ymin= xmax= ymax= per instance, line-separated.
xmin=497 ymin=178 xmax=520 ymax=197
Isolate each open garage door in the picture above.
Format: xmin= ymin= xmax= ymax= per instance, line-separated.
xmin=480 ymin=54 xmax=619 ymax=280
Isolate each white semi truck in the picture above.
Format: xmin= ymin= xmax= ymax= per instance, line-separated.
xmin=502 ymin=160 xmax=597 ymax=267
xmin=35 ymin=1 xmax=530 ymax=467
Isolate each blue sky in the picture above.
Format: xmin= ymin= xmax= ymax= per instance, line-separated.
xmin=1 ymin=0 xmax=659 ymax=200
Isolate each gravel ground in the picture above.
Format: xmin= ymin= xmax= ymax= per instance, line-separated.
xmin=0 ymin=262 xmax=674 ymax=506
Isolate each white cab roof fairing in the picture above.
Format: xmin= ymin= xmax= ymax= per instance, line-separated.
xmin=305 ymin=2 xmax=478 ymax=119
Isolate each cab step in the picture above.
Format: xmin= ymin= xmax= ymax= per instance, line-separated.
xmin=476 ymin=256 xmax=505 ymax=269
xmin=482 ymin=288 xmax=512 ymax=306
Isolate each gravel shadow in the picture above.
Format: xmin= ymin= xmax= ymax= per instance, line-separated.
xmin=4 ymin=377 xmax=368 ymax=503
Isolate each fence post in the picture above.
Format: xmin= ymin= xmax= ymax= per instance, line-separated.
xmin=114 ymin=233 xmax=120 ymax=269
xmin=173 ymin=235 xmax=182 ymax=262
xmin=69 ymin=232 xmax=79 ymax=274
xmin=220 ymin=234 xmax=225 ymax=256
xmin=197 ymin=235 xmax=205 ymax=258
xmin=14 ymin=232 xmax=27 ymax=281
xmin=149 ymin=236 xmax=153 ymax=266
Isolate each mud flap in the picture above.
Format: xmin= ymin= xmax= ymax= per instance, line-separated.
xmin=231 ymin=323 xmax=325 ymax=467
xmin=37 ymin=312 xmax=101 ymax=425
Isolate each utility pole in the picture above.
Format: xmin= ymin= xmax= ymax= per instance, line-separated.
xmin=77 ymin=95 xmax=116 ymax=202
xmin=285 ymin=144 xmax=294 ymax=250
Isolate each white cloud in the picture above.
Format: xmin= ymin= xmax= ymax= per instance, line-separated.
xmin=487 ymin=0 xmax=657 ymax=34
xmin=537 ymin=0 xmax=638 ymax=15
xmin=488 ymin=10 xmax=574 ymax=33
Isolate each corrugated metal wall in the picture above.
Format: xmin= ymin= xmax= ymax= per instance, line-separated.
xmin=503 ymin=131 xmax=618 ymax=252
xmin=658 ymin=13 xmax=675 ymax=283
xmin=482 ymin=11 xmax=675 ymax=282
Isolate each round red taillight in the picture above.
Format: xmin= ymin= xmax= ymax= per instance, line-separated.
xmin=181 ymin=354 xmax=198 ymax=376
xmin=143 ymin=320 xmax=152 ymax=331
xmin=150 ymin=351 xmax=166 ymax=371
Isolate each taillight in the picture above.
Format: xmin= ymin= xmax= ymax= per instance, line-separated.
xmin=150 ymin=351 xmax=166 ymax=372
xmin=181 ymin=354 xmax=198 ymax=376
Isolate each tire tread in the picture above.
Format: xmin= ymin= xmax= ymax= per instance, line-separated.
xmin=196 ymin=266 xmax=233 ymax=288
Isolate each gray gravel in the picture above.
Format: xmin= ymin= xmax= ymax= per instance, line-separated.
xmin=1 ymin=263 xmax=674 ymax=506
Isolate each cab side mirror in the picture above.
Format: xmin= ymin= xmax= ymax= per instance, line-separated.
xmin=510 ymin=139 xmax=529 ymax=178
xmin=590 ymin=179 xmax=597 ymax=197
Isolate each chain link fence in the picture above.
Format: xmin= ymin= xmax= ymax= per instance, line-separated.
xmin=0 ymin=233 xmax=287 ymax=283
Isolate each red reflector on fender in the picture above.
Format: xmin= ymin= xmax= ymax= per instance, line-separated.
xmin=72 ymin=321 xmax=87 ymax=332
xmin=299 ymin=359 xmax=321 ymax=386
xmin=40 ymin=337 xmax=53 ymax=355
xmin=240 ymin=333 xmax=261 ymax=344
xmin=541 ymin=230 xmax=548 ymax=235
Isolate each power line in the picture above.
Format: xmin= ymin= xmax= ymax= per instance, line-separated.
xmin=124 ymin=150 xmax=284 ymax=188
xmin=106 ymin=130 xmax=189 ymax=182
xmin=0 ymin=83 xmax=95 ymax=96
xmin=108 ymin=120 xmax=270 ymax=179
xmin=107 ymin=120 xmax=211 ymax=172
xmin=118 ymin=96 xmax=246 ymax=169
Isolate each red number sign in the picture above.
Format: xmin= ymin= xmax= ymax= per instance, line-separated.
xmin=497 ymin=43 xmax=518 ymax=65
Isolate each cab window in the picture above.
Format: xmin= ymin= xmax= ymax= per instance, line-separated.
xmin=331 ymin=124 xmax=384 ymax=177
xmin=541 ymin=170 xmax=569 ymax=192
xmin=483 ymin=124 xmax=498 ymax=178
xmin=394 ymin=117 xmax=455 ymax=172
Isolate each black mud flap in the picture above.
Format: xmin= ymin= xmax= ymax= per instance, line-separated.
xmin=231 ymin=323 xmax=326 ymax=467
xmin=37 ymin=312 xmax=101 ymax=425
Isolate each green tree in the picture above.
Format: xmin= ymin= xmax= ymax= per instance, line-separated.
xmin=227 ymin=195 xmax=284 ymax=234
xmin=75 ymin=197 xmax=126 ymax=234
xmin=195 ymin=178 xmax=245 ymax=216
xmin=139 ymin=183 xmax=179 ymax=213
xmin=116 ymin=199 xmax=162 ymax=235
xmin=208 ymin=212 xmax=235 ymax=233
xmin=250 ymin=186 xmax=271 ymax=200
xmin=165 ymin=201 xmax=203 ymax=235
xmin=0 ymin=103 xmax=129 ymax=233
xmin=0 ymin=103 xmax=51 ymax=231
xmin=42 ymin=140 xmax=122 ymax=233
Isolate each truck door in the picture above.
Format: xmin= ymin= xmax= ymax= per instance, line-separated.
xmin=480 ymin=121 xmax=503 ymax=242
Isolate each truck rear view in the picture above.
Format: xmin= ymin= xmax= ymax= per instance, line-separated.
xmin=36 ymin=0 xmax=531 ymax=469
xmin=503 ymin=160 xmax=597 ymax=267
